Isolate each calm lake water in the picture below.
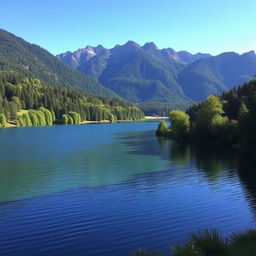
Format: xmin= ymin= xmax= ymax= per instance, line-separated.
xmin=0 ymin=122 xmax=255 ymax=256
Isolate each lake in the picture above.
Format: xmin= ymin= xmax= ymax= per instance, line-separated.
xmin=0 ymin=122 xmax=255 ymax=256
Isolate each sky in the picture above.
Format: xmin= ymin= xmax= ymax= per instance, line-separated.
xmin=0 ymin=0 xmax=255 ymax=55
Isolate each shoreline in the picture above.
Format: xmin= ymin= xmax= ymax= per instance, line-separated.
xmin=1 ymin=116 xmax=168 ymax=129
xmin=144 ymin=116 xmax=169 ymax=121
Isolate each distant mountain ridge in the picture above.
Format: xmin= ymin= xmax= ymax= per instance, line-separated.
xmin=58 ymin=42 xmax=256 ymax=104
xmin=178 ymin=50 xmax=256 ymax=101
xmin=58 ymin=41 xmax=211 ymax=69
xmin=58 ymin=41 xmax=211 ymax=104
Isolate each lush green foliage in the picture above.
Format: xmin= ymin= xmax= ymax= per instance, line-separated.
xmin=171 ymin=229 xmax=256 ymax=256
xmin=0 ymin=113 xmax=6 ymax=127
xmin=191 ymin=79 xmax=256 ymax=149
xmin=193 ymin=96 xmax=228 ymax=139
xmin=132 ymin=229 xmax=256 ymax=256
xmin=156 ymin=110 xmax=190 ymax=140
xmin=17 ymin=109 xmax=53 ymax=127
xmin=158 ymin=79 xmax=256 ymax=153
xmin=169 ymin=110 xmax=190 ymax=140
xmin=61 ymin=111 xmax=81 ymax=125
xmin=156 ymin=120 xmax=170 ymax=137
xmin=0 ymin=73 xmax=144 ymax=127
xmin=0 ymin=29 xmax=117 ymax=98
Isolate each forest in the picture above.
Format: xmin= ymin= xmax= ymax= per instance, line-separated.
xmin=0 ymin=72 xmax=144 ymax=127
xmin=156 ymin=79 xmax=256 ymax=154
xmin=138 ymin=102 xmax=188 ymax=116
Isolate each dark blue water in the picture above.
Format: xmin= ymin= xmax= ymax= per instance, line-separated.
xmin=0 ymin=122 xmax=255 ymax=256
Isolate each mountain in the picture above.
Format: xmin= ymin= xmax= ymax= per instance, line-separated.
xmin=58 ymin=41 xmax=208 ymax=104
xmin=178 ymin=51 xmax=256 ymax=101
xmin=0 ymin=29 xmax=117 ymax=98
xmin=58 ymin=41 xmax=256 ymax=105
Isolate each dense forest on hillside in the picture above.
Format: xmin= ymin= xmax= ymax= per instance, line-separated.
xmin=156 ymin=79 xmax=256 ymax=154
xmin=0 ymin=72 xmax=144 ymax=127
xmin=0 ymin=29 xmax=117 ymax=98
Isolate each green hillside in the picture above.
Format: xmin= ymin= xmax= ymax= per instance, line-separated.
xmin=0 ymin=29 xmax=117 ymax=98
xmin=0 ymin=72 xmax=144 ymax=127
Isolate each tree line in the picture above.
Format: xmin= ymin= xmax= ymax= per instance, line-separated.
xmin=156 ymin=79 xmax=256 ymax=154
xmin=0 ymin=72 xmax=144 ymax=127
xmin=138 ymin=102 xmax=188 ymax=117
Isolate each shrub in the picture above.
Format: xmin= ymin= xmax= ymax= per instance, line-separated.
xmin=156 ymin=120 xmax=169 ymax=137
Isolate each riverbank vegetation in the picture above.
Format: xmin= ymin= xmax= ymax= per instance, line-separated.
xmin=0 ymin=72 xmax=144 ymax=127
xmin=130 ymin=229 xmax=256 ymax=256
xmin=156 ymin=79 xmax=256 ymax=153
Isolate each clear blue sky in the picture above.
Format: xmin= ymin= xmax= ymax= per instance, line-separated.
xmin=0 ymin=0 xmax=255 ymax=55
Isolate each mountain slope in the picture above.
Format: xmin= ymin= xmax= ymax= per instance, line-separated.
xmin=0 ymin=29 xmax=117 ymax=97
xmin=58 ymin=41 xmax=196 ymax=104
xmin=58 ymin=41 xmax=256 ymax=104
xmin=178 ymin=51 xmax=256 ymax=101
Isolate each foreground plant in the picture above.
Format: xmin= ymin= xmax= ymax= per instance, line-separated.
xmin=132 ymin=229 xmax=256 ymax=256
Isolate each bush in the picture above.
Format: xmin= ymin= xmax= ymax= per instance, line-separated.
xmin=156 ymin=120 xmax=169 ymax=137
xmin=230 ymin=229 xmax=256 ymax=245
xmin=189 ymin=229 xmax=228 ymax=256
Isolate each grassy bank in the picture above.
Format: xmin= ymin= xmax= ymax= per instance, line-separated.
xmin=130 ymin=229 xmax=256 ymax=256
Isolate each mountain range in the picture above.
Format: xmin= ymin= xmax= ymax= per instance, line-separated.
xmin=1 ymin=28 xmax=255 ymax=109
xmin=57 ymin=42 xmax=256 ymax=103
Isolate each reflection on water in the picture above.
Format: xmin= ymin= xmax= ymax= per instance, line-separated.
xmin=0 ymin=123 xmax=255 ymax=256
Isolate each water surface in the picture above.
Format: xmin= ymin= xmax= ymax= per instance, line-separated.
xmin=0 ymin=122 xmax=255 ymax=256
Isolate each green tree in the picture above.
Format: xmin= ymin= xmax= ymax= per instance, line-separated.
xmin=68 ymin=111 xmax=81 ymax=124
xmin=36 ymin=110 xmax=46 ymax=126
xmin=62 ymin=114 xmax=69 ymax=124
xmin=195 ymin=96 xmax=224 ymax=128
xmin=67 ymin=115 xmax=74 ymax=124
xmin=156 ymin=120 xmax=169 ymax=137
xmin=22 ymin=113 xmax=32 ymax=126
xmin=169 ymin=110 xmax=190 ymax=140
xmin=194 ymin=95 xmax=228 ymax=138
xmin=108 ymin=113 xmax=117 ymax=122
xmin=39 ymin=107 xmax=53 ymax=125
xmin=51 ymin=109 xmax=56 ymax=122
xmin=28 ymin=110 xmax=39 ymax=126
xmin=17 ymin=116 xmax=26 ymax=127
xmin=0 ymin=113 xmax=7 ymax=127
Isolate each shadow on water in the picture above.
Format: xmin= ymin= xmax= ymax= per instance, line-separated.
xmin=238 ymin=157 xmax=256 ymax=213
xmin=119 ymin=130 xmax=256 ymax=211
xmin=120 ymin=131 xmax=239 ymax=174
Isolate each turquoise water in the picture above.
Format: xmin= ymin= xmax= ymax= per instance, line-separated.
xmin=0 ymin=122 xmax=255 ymax=256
